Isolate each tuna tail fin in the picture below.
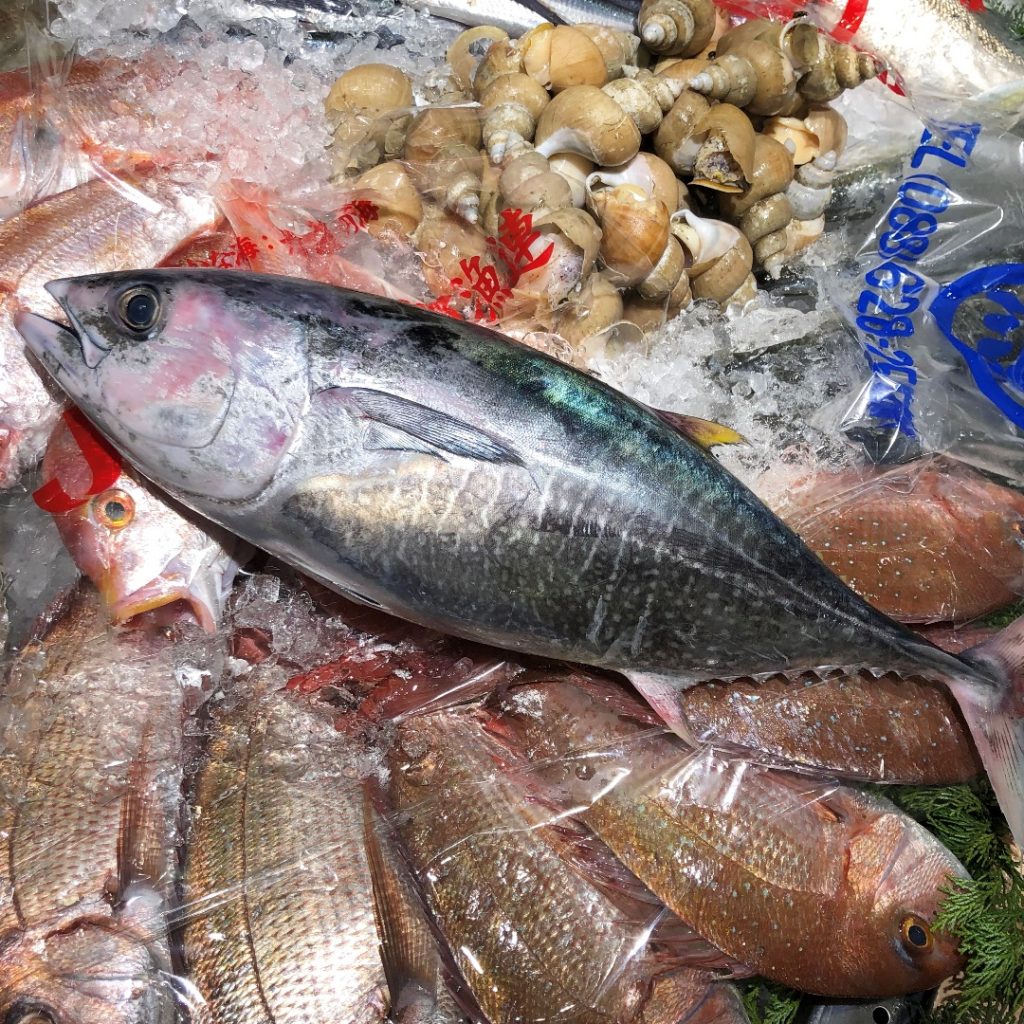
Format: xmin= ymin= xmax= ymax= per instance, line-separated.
xmin=952 ymin=615 xmax=1024 ymax=852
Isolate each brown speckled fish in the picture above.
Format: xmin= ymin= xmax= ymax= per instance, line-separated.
xmin=678 ymin=670 xmax=980 ymax=784
xmin=0 ymin=582 xmax=218 ymax=1024
xmin=385 ymin=708 xmax=751 ymax=1024
xmin=484 ymin=678 xmax=968 ymax=998
xmin=182 ymin=678 xmax=390 ymax=1024
xmin=762 ymin=457 xmax=1024 ymax=623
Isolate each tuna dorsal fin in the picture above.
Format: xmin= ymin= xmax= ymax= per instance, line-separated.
xmin=114 ymin=724 xmax=167 ymax=904
xmin=321 ymin=386 xmax=523 ymax=466
xmin=652 ymin=409 xmax=746 ymax=451
xmin=362 ymin=789 xmax=439 ymax=1021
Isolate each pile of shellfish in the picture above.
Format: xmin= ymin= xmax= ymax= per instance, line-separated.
xmin=325 ymin=0 xmax=879 ymax=352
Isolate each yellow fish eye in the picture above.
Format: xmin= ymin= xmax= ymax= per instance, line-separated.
xmin=900 ymin=914 xmax=933 ymax=952
xmin=92 ymin=488 xmax=135 ymax=530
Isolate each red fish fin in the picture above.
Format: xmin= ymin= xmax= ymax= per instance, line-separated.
xmin=651 ymin=410 xmax=747 ymax=451
xmin=362 ymin=790 xmax=439 ymax=1021
xmin=623 ymin=671 xmax=702 ymax=746
xmin=953 ymin=615 xmax=1024 ymax=850
xmin=649 ymin=918 xmax=754 ymax=979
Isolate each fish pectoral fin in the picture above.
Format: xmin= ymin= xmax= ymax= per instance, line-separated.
xmin=362 ymin=789 xmax=439 ymax=1019
xmin=321 ymin=386 xmax=523 ymax=465
xmin=651 ymin=409 xmax=747 ymax=451
xmin=114 ymin=725 xmax=168 ymax=905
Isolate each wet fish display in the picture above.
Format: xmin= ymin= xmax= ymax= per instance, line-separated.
xmin=484 ymin=678 xmax=969 ymax=997
xmin=182 ymin=678 xmax=392 ymax=1024
xmin=0 ymin=582 xmax=217 ymax=1024
xmin=385 ymin=705 xmax=751 ymax=1022
xmin=759 ymin=457 xmax=1024 ymax=624
xmin=17 ymin=270 xmax=1024 ymax=850
xmin=0 ymin=176 xmax=218 ymax=486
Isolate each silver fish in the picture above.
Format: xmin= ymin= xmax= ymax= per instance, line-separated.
xmin=399 ymin=0 xmax=639 ymax=34
xmin=15 ymin=269 xmax=1024 ymax=853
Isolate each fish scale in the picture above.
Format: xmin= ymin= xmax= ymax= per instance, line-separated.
xmin=182 ymin=681 xmax=387 ymax=1024
xmin=485 ymin=680 xmax=969 ymax=997
xmin=386 ymin=708 xmax=711 ymax=1024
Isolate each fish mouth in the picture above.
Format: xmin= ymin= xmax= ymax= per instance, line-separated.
xmin=14 ymin=308 xmax=83 ymax=380
xmin=15 ymin=279 xmax=111 ymax=373
xmin=108 ymin=577 xmax=219 ymax=634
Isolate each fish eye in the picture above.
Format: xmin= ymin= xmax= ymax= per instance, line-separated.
xmin=900 ymin=914 xmax=933 ymax=952
xmin=5 ymin=1006 xmax=57 ymax=1024
xmin=92 ymin=488 xmax=135 ymax=530
xmin=116 ymin=285 xmax=160 ymax=333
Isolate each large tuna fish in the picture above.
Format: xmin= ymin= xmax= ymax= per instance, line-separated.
xmin=14 ymin=270 xmax=1024 ymax=849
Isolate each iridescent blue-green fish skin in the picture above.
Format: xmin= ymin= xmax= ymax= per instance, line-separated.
xmin=14 ymin=269 xmax=1024 ymax=849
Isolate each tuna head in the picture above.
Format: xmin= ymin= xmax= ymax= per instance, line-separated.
xmin=15 ymin=270 xmax=312 ymax=502
xmin=0 ymin=923 xmax=180 ymax=1024
xmin=831 ymin=792 xmax=968 ymax=997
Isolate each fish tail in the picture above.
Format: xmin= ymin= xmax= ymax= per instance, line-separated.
xmin=950 ymin=614 xmax=1024 ymax=851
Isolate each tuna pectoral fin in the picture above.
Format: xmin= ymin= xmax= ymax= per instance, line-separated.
xmin=952 ymin=617 xmax=1024 ymax=851
xmin=650 ymin=409 xmax=746 ymax=451
xmin=362 ymin=791 xmax=439 ymax=1022
xmin=321 ymin=386 xmax=523 ymax=465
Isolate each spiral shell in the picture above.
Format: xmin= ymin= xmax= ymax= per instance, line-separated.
xmin=622 ymin=293 xmax=668 ymax=333
xmin=514 ymin=206 xmax=602 ymax=311
xmin=403 ymin=108 xmax=483 ymax=222
xmin=521 ymin=24 xmax=608 ymax=92
xmin=448 ymin=26 xmax=509 ymax=92
xmin=354 ymin=161 xmax=422 ymax=242
xmin=474 ymin=38 xmax=525 ymax=97
xmin=574 ymin=24 xmax=641 ymax=79
xmin=414 ymin=205 xmax=492 ymax=303
xmin=327 ymin=64 xmax=414 ymax=175
xmin=326 ymin=63 xmax=413 ymax=115
xmin=799 ymin=39 xmax=881 ymax=103
xmin=691 ymin=103 xmax=756 ymax=192
xmin=671 ymin=209 xmax=756 ymax=309
xmin=602 ymin=67 xmax=685 ymax=134
xmin=653 ymin=90 xmax=710 ymax=176
xmin=535 ymin=85 xmax=642 ymax=166
xmin=499 ymin=150 xmax=574 ymax=215
xmin=698 ymin=36 xmax=798 ymax=116
xmin=586 ymin=151 xmax=686 ymax=213
xmin=718 ymin=134 xmax=794 ymax=278
xmin=786 ymin=148 xmax=838 ymax=221
xmin=763 ymin=106 xmax=848 ymax=166
xmin=590 ymin=184 xmax=670 ymax=286
xmin=480 ymin=72 xmax=551 ymax=163
xmin=556 ymin=271 xmax=624 ymax=352
xmin=638 ymin=0 xmax=717 ymax=58
xmin=637 ymin=234 xmax=686 ymax=301
xmin=549 ymin=153 xmax=594 ymax=208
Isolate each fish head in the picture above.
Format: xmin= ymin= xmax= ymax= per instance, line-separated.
xmin=16 ymin=269 xmax=311 ymax=503
xmin=841 ymin=800 xmax=967 ymax=995
xmin=37 ymin=409 xmax=244 ymax=632
xmin=0 ymin=923 xmax=180 ymax=1024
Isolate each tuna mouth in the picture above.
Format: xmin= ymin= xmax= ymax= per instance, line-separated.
xmin=14 ymin=309 xmax=83 ymax=380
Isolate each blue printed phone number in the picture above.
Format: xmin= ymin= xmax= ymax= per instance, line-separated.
xmin=854 ymin=121 xmax=982 ymax=438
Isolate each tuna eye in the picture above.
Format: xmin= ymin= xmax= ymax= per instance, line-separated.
xmin=92 ymin=489 xmax=135 ymax=530
xmin=117 ymin=285 xmax=160 ymax=333
xmin=900 ymin=915 xmax=933 ymax=951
